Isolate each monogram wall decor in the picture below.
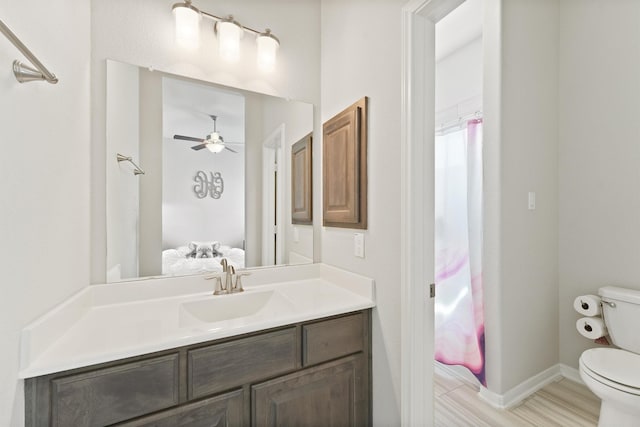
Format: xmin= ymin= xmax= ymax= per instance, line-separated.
xmin=193 ymin=170 xmax=224 ymax=199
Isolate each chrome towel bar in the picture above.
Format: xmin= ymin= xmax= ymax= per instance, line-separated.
xmin=0 ymin=17 xmax=58 ymax=84
xmin=116 ymin=153 xmax=145 ymax=176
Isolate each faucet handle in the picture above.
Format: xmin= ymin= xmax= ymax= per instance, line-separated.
xmin=220 ymin=258 xmax=229 ymax=272
xmin=204 ymin=274 xmax=226 ymax=295
xmin=233 ymin=272 xmax=251 ymax=293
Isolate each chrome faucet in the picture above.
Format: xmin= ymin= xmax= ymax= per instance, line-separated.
xmin=225 ymin=265 xmax=236 ymax=292
xmin=205 ymin=258 xmax=249 ymax=295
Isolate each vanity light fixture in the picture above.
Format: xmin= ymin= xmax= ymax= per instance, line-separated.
xmin=172 ymin=0 xmax=200 ymax=49
xmin=256 ymin=29 xmax=280 ymax=72
xmin=171 ymin=1 xmax=281 ymax=72
xmin=216 ymin=16 xmax=243 ymax=62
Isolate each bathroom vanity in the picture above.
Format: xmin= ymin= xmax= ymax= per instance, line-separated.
xmin=20 ymin=264 xmax=374 ymax=426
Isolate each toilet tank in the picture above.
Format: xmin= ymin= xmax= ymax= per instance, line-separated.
xmin=599 ymin=286 xmax=640 ymax=353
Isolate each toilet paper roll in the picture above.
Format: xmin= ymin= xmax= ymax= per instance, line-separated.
xmin=576 ymin=317 xmax=608 ymax=340
xmin=573 ymin=294 xmax=602 ymax=316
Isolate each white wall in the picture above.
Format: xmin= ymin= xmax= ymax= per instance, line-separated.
xmin=487 ymin=0 xmax=559 ymax=393
xmin=106 ymin=61 xmax=140 ymax=280
xmin=162 ymin=83 xmax=245 ymax=251
xmin=261 ymin=96 xmax=314 ymax=263
xmin=138 ymin=69 xmax=165 ymax=277
xmin=320 ymin=0 xmax=406 ymax=424
xmin=558 ymin=0 xmax=640 ymax=368
xmin=162 ymin=141 xmax=245 ymax=249
xmin=91 ymin=0 xmax=321 ymax=282
xmin=0 ymin=1 xmax=91 ymax=425
xmin=435 ymin=36 xmax=483 ymax=119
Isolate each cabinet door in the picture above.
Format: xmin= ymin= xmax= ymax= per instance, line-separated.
xmin=115 ymin=389 xmax=243 ymax=427
xmin=50 ymin=354 xmax=179 ymax=427
xmin=322 ymin=97 xmax=367 ymax=229
xmin=252 ymin=355 xmax=368 ymax=427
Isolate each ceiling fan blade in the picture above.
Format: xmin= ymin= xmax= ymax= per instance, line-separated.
xmin=174 ymin=134 xmax=205 ymax=142
xmin=191 ymin=143 xmax=208 ymax=151
xmin=224 ymin=146 xmax=238 ymax=153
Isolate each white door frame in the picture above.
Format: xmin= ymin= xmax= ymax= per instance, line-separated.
xmin=261 ymin=124 xmax=285 ymax=266
xmin=400 ymin=1 xmax=465 ymax=425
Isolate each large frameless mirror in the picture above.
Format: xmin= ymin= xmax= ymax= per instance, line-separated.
xmin=105 ymin=60 xmax=314 ymax=282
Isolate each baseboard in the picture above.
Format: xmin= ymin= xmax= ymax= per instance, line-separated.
xmin=559 ymin=363 xmax=584 ymax=385
xmin=478 ymin=364 xmax=563 ymax=409
xmin=440 ymin=362 xmax=586 ymax=410
xmin=434 ymin=361 xmax=480 ymax=388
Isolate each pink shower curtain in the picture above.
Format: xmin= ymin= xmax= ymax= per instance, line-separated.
xmin=434 ymin=118 xmax=485 ymax=385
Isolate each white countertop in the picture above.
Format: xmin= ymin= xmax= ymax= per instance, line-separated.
xmin=19 ymin=263 xmax=375 ymax=378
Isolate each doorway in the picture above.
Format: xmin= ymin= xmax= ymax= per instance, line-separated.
xmin=261 ymin=124 xmax=285 ymax=266
xmin=434 ymin=0 xmax=484 ymax=387
xmin=401 ymin=0 xmax=493 ymax=425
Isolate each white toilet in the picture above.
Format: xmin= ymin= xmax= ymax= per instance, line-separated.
xmin=579 ymin=286 xmax=640 ymax=427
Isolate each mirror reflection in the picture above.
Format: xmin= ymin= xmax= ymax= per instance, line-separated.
xmin=106 ymin=60 xmax=314 ymax=282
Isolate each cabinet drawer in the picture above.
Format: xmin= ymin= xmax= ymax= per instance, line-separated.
xmin=303 ymin=313 xmax=364 ymax=366
xmin=188 ymin=328 xmax=297 ymax=399
xmin=115 ymin=389 xmax=243 ymax=427
xmin=51 ymin=354 xmax=179 ymax=427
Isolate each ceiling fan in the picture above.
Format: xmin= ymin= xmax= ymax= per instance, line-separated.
xmin=173 ymin=115 xmax=241 ymax=153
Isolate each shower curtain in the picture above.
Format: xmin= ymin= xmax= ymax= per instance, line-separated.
xmin=434 ymin=118 xmax=485 ymax=386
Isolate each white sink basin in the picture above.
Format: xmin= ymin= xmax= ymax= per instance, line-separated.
xmin=179 ymin=290 xmax=295 ymax=326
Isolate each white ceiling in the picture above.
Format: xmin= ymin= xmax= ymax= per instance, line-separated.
xmin=435 ymin=0 xmax=483 ymax=62
xmin=162 ymin=77 xmax=245 ymax=145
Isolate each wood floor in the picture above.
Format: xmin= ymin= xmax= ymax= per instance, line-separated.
xmin=435 ymin=367 xmax=601 ymax=426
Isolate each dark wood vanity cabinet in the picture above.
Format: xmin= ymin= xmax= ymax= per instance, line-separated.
xmin=25 ymin=310 xmax=371 ymax=427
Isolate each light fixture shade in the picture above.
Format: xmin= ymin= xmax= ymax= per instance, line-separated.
xmin=217 ymin=18 xmax=242 ymax=62
xmin=207 ymin=142 xmax=225 ymax=153
xmin=257 ymin=29 xmax=279 ymax=72
xmin=173 ymin=2 xmax=200 ymax=49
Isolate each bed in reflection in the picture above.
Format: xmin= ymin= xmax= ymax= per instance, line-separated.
xmin=162 ymin=241 xmax=245 ymax=276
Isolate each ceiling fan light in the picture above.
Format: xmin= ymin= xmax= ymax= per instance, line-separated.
xmin=206 ymin=142 xmax=225 ymax=153
xmin=257 ymin=29 xmax=279 ymax=72
xmin=172 ymin=1 xmax=200 ymax=49
xmin=217 ymin=17 xmax=243 ymax=62
xmin=207 ymin=131 xmax=221 ymax=142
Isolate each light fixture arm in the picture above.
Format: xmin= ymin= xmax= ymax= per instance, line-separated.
xmin=201 ymin=11 xmax=262 ymax=38
xmin=177 ymin=1 xmax=279 ymax=41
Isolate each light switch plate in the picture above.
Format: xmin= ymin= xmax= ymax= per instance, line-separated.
xmin=354 ymin=233 xmax=365 ymax=258
xmin=528 ymin=191 xmax=536 ymax=210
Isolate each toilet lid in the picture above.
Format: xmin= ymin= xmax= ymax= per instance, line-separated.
xmin=581 ymin=348 xmax=640 ymax=389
